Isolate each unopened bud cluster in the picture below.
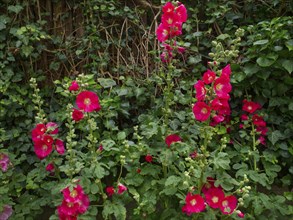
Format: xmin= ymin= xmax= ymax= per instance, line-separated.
xmin=29 ymin=78 xmax=46 ymax=123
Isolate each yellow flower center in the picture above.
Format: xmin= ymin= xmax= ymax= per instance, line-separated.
xmin=212 ymin=196 xmax=218 ymax=203
xmin=67 ymin=202 xmax=73 ymax=208
xmin=201 ymin=108 xmax=207 ymax=114
xmin=222 ymin=200 xmax=228 ymax=207
xmin=84 ymin=98 xmax=91 ymax=105
xmin=163 ymin=29 xmax=169 ymax=36
xmin=70 ymin=190 xmax=77 ymax=198
xmin=167 ymin=18 xmax=173 ymax=24
xmin=190 ymin=199 xmax=197 ymax=206
xmin=248 ymin=106 xmax=252 ymax=110
xmin=216 ymin=83 xmax=223 ymax=91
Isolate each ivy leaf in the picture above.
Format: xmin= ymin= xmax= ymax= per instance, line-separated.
xmin=282 ymin=60 xmax=293 ymax=74
xmin=21 ymin=45 xmax=34 ymax=57
xmin=256 ymin=54 xmax=278 ymax=67
xmin=285 ymin=39 xmax=293 ymax=51
xmin=8 ymin=5 xmax=24 ymax=14
xmin=98 ymin=78 xmax=116 ymax=88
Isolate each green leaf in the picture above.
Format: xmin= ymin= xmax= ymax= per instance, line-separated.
xmin=256 ymin=54 xmax=278 ymax=67
xmin=212 ymin=152 xmax=230 ymax=170
xmin=8 ymin=5 xmax=24 ymax=14
xmin=94 ymin=164 xmax=105 ymax=179
xmin=282 ymin=60 xmax=293 ymax=74
xmin=253 ymin=39 xmax=269 ymax=45
xmin=243 ymin=64 xmax=260 ymax=76
xmin=117 ymin=131 xmax=126 ymax=140
xmin=285 ymin=39 xmax=293 ymax=51
xmin=269 ymin=130 xmax=284 ymax=145
xmin=98 ymin=78 xmax=116 ymax=88
xmin=21 ymin=45 xmax=33 ymax=57
xmin=165 ymin=175 xmax=181 ymax=186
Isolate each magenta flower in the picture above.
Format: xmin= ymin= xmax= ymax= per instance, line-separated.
xmin=55 ymin=139 xmax=65 ymax=155
xmin=117 ymin=183 xmax=128 ymax=195
xmin=156 ymin=23 xmax=170 ymax=42
xmin=221 ymin=64 xmax=231 ymax=79
xmin=106 ymin=186 xmax=115 ymax=197
xmin=0 ymin=153 xmax=10 ymax=172
xmin=202 ymin=69 xmax=216 ymax=84
xmin=0 ymin=205 xmax=13 ymax=220
xmin=219 ymin=195 xmax=238 ymax=215
xmin=204 ymin=187 xmax=225 ymax=209
xmin=194 ymin=80 xmax=206 ymax=101
xmin=242 ymin=99 xmax=261 ymax=114
xmin=182 ymin=193 xmax=206 ymax=215
xmin=33 ymin=139 xmax=53 ymax=160
xmin=192 ymin=102 xmax=211 ymax=122
xmin=72 ymin=108 xmax=84 ymax=122
xmin=252 ymin=114 xmax=266 ymax=127
xmin=76 ymin=91 xmax=101 ymax=113
xmin=46 ymin=122 xmax=59 ymax=134
xmin=165 ymin=134 xmax=182 ymax=147
xmin=162 ymin=2 xmax=175 ymax=14
xmin=213 ymin=76 xmax=232 ymax=99
xmin=175 ymin=4 xmax=187 ymax=23
xmin=69 ymin=80 xmax=80 ymax=91
xmin=145 ymin=154 xmax=153 ymax=163
xmin=62 ymin=185 xmax=85 ymax=203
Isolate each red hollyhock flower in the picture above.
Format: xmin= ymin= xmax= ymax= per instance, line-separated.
xmin=165 ymin=134 xmax=182 ymax=147
xmin=241 ymin=114 xmax=248 ymax=121
xmin=62 ymin=185 xmax=85 ymax=203
xmin=258 ymin=136 xmax=266 ymax=145
xmin=31 ymin=123 xmax=46 ymax=142
xmin=192 ymin=102 xmax=211 ymax=122
xmin=162 ymin=2 xmax=175 ymax=14
xmin=219 ymin=195 xmax=238 ymax=215
xmin=72 ymin=108 xmax=84 ymax=122
xmin=46 ymin=163 xmax=55 ymax=172
xmin=77 ymin=194 xmax=90 ymax=214
xmin=175 ymin=4 xmax=187 ymax=23
xmin=0 ymin=153 xmax=10 ymax=172
xmin=156 ymin=23 xmax=170 ymax=42
xmin=42 ymin=134 xmax=54 ymax=147
xmin=194 ymin=80 xmax=206 ymax=101
xmin=211 ymin=115 xmax=225 ymax=124
xmin=160 ymin=51 xmax=173 ymax=63
xmin=256 ymin=126 xmax=268 ymax=136
xmin=182 ymin=193 xmax=206 ymax=215
xmin=162 ymin=12 xmax=179 ymax=27
xmin=46 ymin=122 xmax=59 ymax=134
xmin=106 ymin=186 xmax=115 ymax=197
xmin=69 ymin=80 xmax=79 ymax=91
xmin=145 ymin=154 xmax=153 ymax=163
xmin=76 ymin=91 xmax=101 ymax=113
xmin=242 ymin=99 xmax=261 ymax=114
xmin=58 ymin=200 xmax=80 ymax=217
xmin=117 ymin=183 xmax=128 ymax=195
xmin=55 ymin=139 xmax=65 ymax=155
xmin=34 ymin=139 xmax=53 ymax=160
xmin=202 ymin=177 xmax=222 ymax=194
xmin=204 ymin=187 xmax=225 ymax=209
xmin=237 ymin=211 xmax=245 ymax=218
xmin=221 ymin=64 xmax=231 ymax=79
xmin=169 ymin=22 xmax=182 ymax=37
xmin=213 ymin=76 xmax=232 ymax=99
xmin=177 ymin=46 xmax=185 ymax=54
xmin=252 ymin=114 xmax=266 ymax=127
xmin=203 ymin=69 xmax=216 ymax=84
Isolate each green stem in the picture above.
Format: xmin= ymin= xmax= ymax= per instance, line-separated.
xmin=251 ymin=123 xmax=257 ymax=172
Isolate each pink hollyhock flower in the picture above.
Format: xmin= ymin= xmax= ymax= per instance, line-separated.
xmin=252 ymin=114 xmax=266 ymax=127
xmin=106 ymin=186 xmax=115 ymax=197
xmin=221 ymin=64 xmax=231 ymax=79
xmin=162 ymin=2 xmax=175 ymax=14
xmin=237 ymin=211 xmax=245 ymax=218
xmin=34 ymin=139 xmax=53 ymax=159
xmin=258 ymin=136 xmax=266 ymax=145
xmin=31 ymin=123 xmax=46 ymax=142
xmin=0 ymin=205 xmax=13 ymax=220
xmin=156 ymin=23 xmax=170 ymax=42
xmin=177 ymin=46 xmax=185 ymax=54
xmin=58 ymin=200 xmax=80 ymax=217
xmin=77 ymin=194 xmax=90 ymax=214
xmin=72 ymin=108 xmax=84 ymax=122
xmin=241 ymin=114 xmax=248 ymax=121
xmin=204 ymin=187 xmax=225 ymax=209
xmin=98 ymin=145 xmax=103 ymax=152
xmin=175 ymin=4 xmax=187 ymax=23
xmin=46 ymin=122 xmax=59 ymax=134
xmin=192 ymin=102 xmax=211 ymax=122
xmin=182 ymin=193 xmax=206 ymax=215
xmin=239 ymin=124 xmax=244 ymax=129
xmin=163 ymin=43 xmax=173 ymax=51
xmin=117 ymin=183 xmax=128 ymax=195
xmin=219 ymin=195 xmax=238 ymax=215
xmin=55 ymin=139 xmax=65 ymax=155
xmin=194 ymin=80 xmax=206 ymax=101
xmin=212 ymin=115 xmax=225 ymax=124
xmin=169 ymin=22 xmax=182 ymax=37
xmin=203 ymin=69 xmax=216 ymax=84
xmin=145 ymin=154 xmax=153 ymax=163
xmin=160 ymin=51 xmax=172 ymax=63
xmin=242 ymin=99 xmax=261 ymax=114
xmin=69 ymin=80 xmax=79 ymax=91
xmin=162 ymin=12 xmax=179 ymax=27
xmin=0 ymin=153 xmax=10 ymax=172
xmin=256 ymin=126 xmax=268 ymax=136
xmin=42 ymin=134 xmax=54 ymax=147
xmin=76 ymin=91 xmax=101 ymax=113
xmin=165 ymin=134 xmax=182 ymax=147
xmin=213 ymin=76 xmax=232 ymax=99
xmin=202 ymin=177 xmax=222 ymax=194
xmin=46 ymin=163 xmax=55 ymax=172
xmin=62 ymin=185 xmax=85 ymax=203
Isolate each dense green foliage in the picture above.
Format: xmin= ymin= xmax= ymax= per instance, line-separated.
xmin=0 ymin=0 xmax=292 ymax=219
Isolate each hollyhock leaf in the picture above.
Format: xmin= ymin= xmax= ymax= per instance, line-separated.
xmin=98 ymin=78 xmax=116 ymax=88
xmin=269 ymin=130 xmax=284 ymax=145
xmin=94 ymin=164 xmax=105 ymax=179
xmin=102 ymin=200 xmax=126 ymax=220
xmin=253 ymin=39 xmax=269 ymax=45
xmin=165 ymin=175 xmax=181 ymax=186
xmin=212 ymin=152 xmax=230 ymax=170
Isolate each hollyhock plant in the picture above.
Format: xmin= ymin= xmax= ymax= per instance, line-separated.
xmin=76 ymin=90 xmax=101 ymax=113
xmin=252 ymin=114 xmax=266 ymax=127
xmin=156 ymin=23 xmax=170 ymax=42
xmin=69 ymin=80 xmax=79 ymax=91
xmin=72 ymin=108 xmax=84 ymax=122
xmin=33 ymin=139 xmax=53 ymax=160
xmin=182 ymin=193 xmax=206 ymax=215
xmin=106 ymin=186 xmax=115 ymax=197
xmin=46 ymin=122 xmax=59 ymax=134
xmin=192 ymin=102 xmax=211 ymax=122
xmin=204 ymin=187 xmax=225 ymax=209
xmin=213 ymin=76 xmax=232 ymax=99
xmin=145 ymin=154 xmax=153 ymax=163
xmin=0 ymin=153 xmax=10 ymax=172
xmin=202 ymin=69 xmax=216 ymax=84
xmin=0 ymin=205 xmax=13 ymax=220
xmin=242 ymin=99 xmax=261 ymax=114
xmin=194 ymin=80 xmax=206 ymax=101
xmin=165 ymin=134 xmax=182 ymax=147
xmin=46 ymin=163 xmax=55 ymax=172
xmin=117 ymin=183 xmax=127 ymax=195
xmin=219 ymin=195 xmax=238 ymax=215
xmin=62 ymin=185 xmax=85 ymax=203
xmin=55 ymin=139 xmax=65 ymax=155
